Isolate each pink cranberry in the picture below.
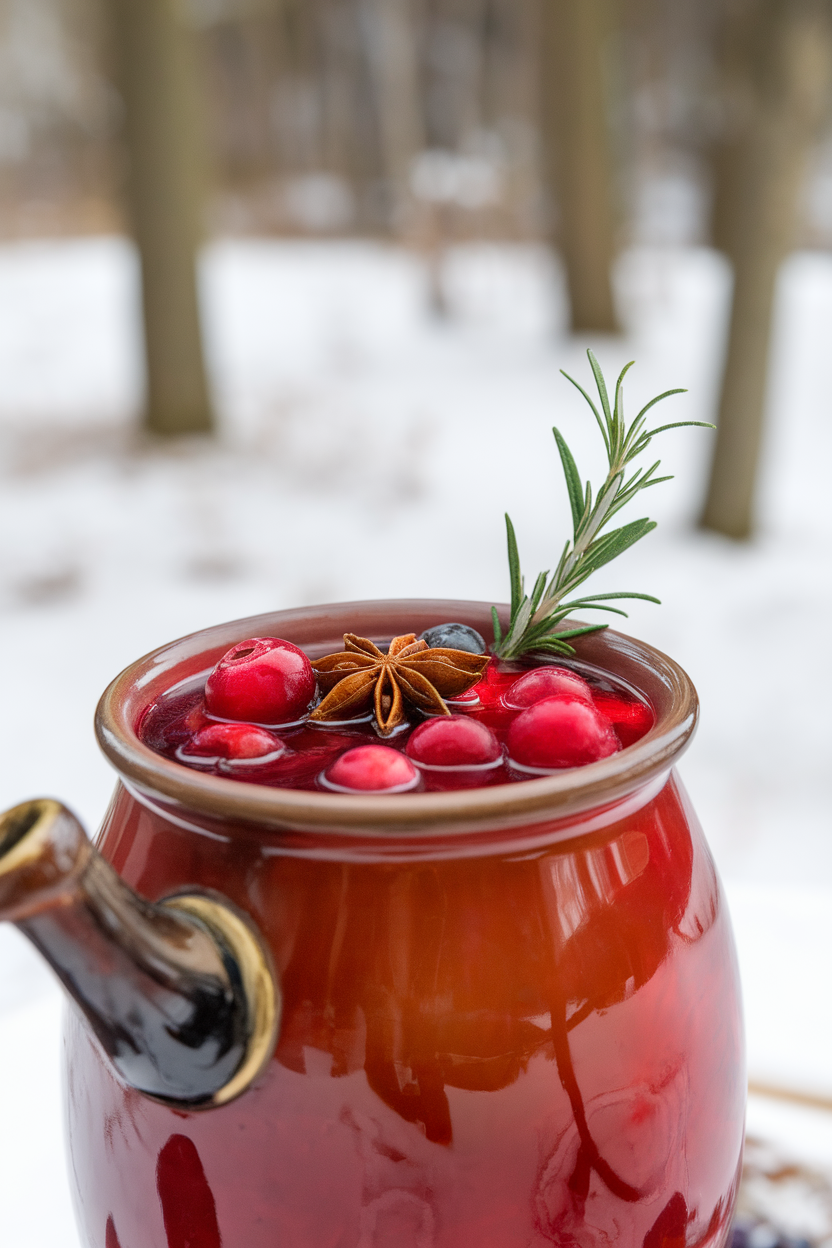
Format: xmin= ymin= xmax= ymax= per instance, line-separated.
xmin=204 ymin=637 xmax=316 ymax=725
xmin=322 ymin=745 xmax=419 ymax=793
xmin=504 ymin=666 xmax=593 ymax=710
xmin=185 ymin=722 xmax=285 ymax=762
xmin=592 ymin=692 xmax=654 ymax=748
xmin=446 ymin=689 xmax=481 ymax=708
xmin=507 ymin=697 xmax=620 ymax=770
xmin=406 ymin=716 xmax=501 ymax=768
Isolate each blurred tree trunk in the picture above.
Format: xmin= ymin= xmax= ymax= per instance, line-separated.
xmin=358 ymin=0 xmax=424 ymax=236
xmin=539 ymin=0 xmax=620 ymax=333
xmin=108 ymin=0 xmax=215 ymax=436
xmin=709 ymin=0 xmax=757 ymax=259
xmin=702 ymin=0 xmax=832 ymax=538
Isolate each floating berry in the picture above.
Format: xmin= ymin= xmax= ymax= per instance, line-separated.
xmin=182 ymin=722 xmax=285 ymax=763
xmin=592 ymin=692 xmax=654 ymax=748
xmin=322 ymin=745 xmax=420 ymax=793
xmin=504 ymin=666 xmax=593 ymax=710
xmin=507 ymin=697 xmax=620 ymax=770
xmin=419 ymin=622 xmax=486 ymax=654
xmin=406 ymin=716 xmax=501 ymax=768
xmin=205 ymin=637 xmax=316 ymax=725
xmin=446 ymin=686 xmax=482 ymax=708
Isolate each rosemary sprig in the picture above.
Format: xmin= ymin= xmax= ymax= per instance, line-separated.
xmin=492 ymin=350 xmax=713 ymax=660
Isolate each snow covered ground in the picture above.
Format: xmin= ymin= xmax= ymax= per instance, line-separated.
xmin=0 ymin=237 xmax=830 ymax=1245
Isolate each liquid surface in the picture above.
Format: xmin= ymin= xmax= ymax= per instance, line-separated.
xmin=139 ymin=656 xmax=655 ymax=792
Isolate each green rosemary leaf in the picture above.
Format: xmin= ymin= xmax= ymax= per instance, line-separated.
xmin=506 ymin=514 xmax=522 ymax=617
xmin=526 ymin=636 xmax=576 ymax=655
xmin=587 ymin=349 xmax=613 ymax=425
xmin=645 ymin=420 xmax=715 ymax=437
xmin=491 ymin=606 xmax=502 ymax=647
xmin=509 ymin=595 xmax=534 ymax=643
xmin=632 ymin=388 xmax=688 ymax=426
xmin=547 ymin=623 xmax=609 ymax=640
xmin=610 ymin=362 xmax=632 ymax=459
xmin=613 ymin=362 xmax=635 ymax=426
xmin=560 ymin=370 xmax=610 ymax=454
xmin=569 ymin=591 xmax=662 ymax=605
xmin=559 ymin=602 xmax=631 ymax=617
xmin=493 ymin=353 xmax=711 ymax=660
xmin=576 ymin=518 xmax=657 ymax=578
xmin=607 ymin=469 xmax=673 ymax=516
xmin=529 ymin=570 xmax=548 ymax=614
xmin=523 ymin=611 xmax=572 ymax=640
xmin=553 ymin=427 xmax=585 ymax=537
xmin=552 ymin=538 xmax=571 ymax=589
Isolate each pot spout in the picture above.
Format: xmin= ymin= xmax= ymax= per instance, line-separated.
xmin=0 ymin=799 xmax=278 ymax=1108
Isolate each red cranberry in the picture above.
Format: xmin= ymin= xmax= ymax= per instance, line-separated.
xmin=184 ymin=722 xmax=285 ymax=762
xmin=204 ymin=637 xmax=315 ymax=725
xmin=591 ymin=693 xmax=654 ymax=748
xmin=322 ymin=745 xmax=419 ymax=793
xmin=446 ymin=679 xmax=484 ymax=708
xmin=507 ymin=697 xmax=620 ymax=770
xmin=504 ymin=666 xmax=593 ymax=710
xmin=406 ymin=716 xmax=501 ymax=768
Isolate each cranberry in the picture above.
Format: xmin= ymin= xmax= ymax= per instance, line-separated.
xmin=446 ymin=691 xmax=481 ymax=708
xmin=504 ymin=666 xmax=593 ymax=710
xmin=183 ymin=722 xmax=285 ymax=762
xmin=507 ymin=697 xmax=620 ymax=770
xmin=591 ymin=692 xmax=654 ymax=748
xmin=204 ymin=637 xmax=316 ymax=725
xmin=406 ymin=716 xmax=501 ymax=768
xmin=322 ymin=745 xmax=419 ymax=793
xmin=446 ymin=678 xmax=485 ymax=708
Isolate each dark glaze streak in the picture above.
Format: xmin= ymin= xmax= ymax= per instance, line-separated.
xmin=157 ymin=1135 xmax=223 ymax=1248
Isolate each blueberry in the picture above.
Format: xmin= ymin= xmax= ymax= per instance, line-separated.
xmin=420 ymin=623 xmax=487 ymax=654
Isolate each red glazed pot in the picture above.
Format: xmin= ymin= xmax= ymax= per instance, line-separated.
xmin=64 ymin=599 xmax=745 ymax=1248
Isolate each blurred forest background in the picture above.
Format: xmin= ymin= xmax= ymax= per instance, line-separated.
xmin=3 ymin=0 xmax=832 ymax=247
xmin=3 ymin=0 xmax=832 ymax=536
xmin=2 ymin=9 xmax=832 ymax=1243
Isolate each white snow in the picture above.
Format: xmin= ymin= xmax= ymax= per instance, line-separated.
xmin=0 ymin=237 xmax=830 ymax=1245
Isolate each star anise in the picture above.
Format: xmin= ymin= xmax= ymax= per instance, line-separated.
xmin=309 ymin=633 xmax=490 ymax=736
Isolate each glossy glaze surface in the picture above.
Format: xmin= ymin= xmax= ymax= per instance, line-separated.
xmin=66 ymin=772 xmax=744 ymax=1248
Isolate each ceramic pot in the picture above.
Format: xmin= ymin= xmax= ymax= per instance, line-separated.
xmin=5 ymin=600 xmax=747 ymax=1248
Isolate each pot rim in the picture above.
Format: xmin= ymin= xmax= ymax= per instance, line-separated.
xmin=95 ymin=598 xmax=698 ymax=842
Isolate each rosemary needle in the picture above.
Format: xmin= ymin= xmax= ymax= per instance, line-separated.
xmin=492 ymin=350 xmax=713 ymax=661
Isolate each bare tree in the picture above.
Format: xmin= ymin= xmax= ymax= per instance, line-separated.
xmin=702 ymin=0 xmax=832 ymax=538
xmin=538 ymin=0 xmax=620 ymax=333
xmin=107 ymin=0 xmax=214 ymax=436
xmin=358 ymin=0 xmax=424 ymax=234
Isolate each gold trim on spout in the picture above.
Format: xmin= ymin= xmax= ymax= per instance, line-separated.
xmin=163 ymin=894 xmax=280 ymax=1108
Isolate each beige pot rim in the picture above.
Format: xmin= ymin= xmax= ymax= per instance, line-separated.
xmin=95 ymin=599 xmax=698 ymax=849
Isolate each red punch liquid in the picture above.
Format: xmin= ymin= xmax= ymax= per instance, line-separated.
xmin=139 ymin=656 xmax=656 ymax=793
